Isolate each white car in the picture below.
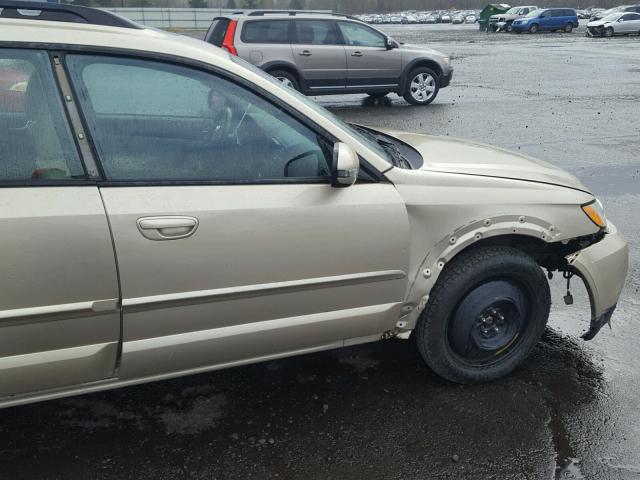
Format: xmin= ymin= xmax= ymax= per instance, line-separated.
xmin=586 ymin=11 xmax=640 ymax=36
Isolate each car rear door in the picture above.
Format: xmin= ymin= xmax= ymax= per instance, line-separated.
xmin=65 ymin=53 xmax=410 ymax=381
xmin=336 ymin=21 xmax=401 ymax=91
xmin=235 ymin=19 xmax=294 ymax=70
xmin=0 ymin=49 xmax=119 ymax=399
xmin=291 ymin=19 xmax=346 ymax=91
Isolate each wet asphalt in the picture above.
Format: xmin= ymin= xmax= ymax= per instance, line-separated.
xmin=1 ymin=24 xmax=639 ymax=480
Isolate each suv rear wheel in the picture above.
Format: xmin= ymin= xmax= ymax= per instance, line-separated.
xmin=564 ymin=22 xmax=573 ymax=32
xmin=415 ymin=246 xmax=550 ymax=384
xmin=403 ymin=67 xmax=439 ymax=105
xmin=269 ymin=69 xmax=299 ymax=91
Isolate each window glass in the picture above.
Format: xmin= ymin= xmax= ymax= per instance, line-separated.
xmin=294 ymin=20 xmax=340 ymax=45
xmin=205 ymin=18 xmax=230 ymax=47
xmin=0 ymin=49 xmax=84 ymax=182
xmin=66 ymin=55 xmax=331 ymax=182
xmin=337 ymin=22 xmax=385 ymax=48
xmin=241 ymin=20 xmax=290 ymax=44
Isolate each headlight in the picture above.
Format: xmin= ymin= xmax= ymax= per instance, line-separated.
xmin=582 ymin=199 xmax=607 ymax=228
xmin=442 ymin=57 xmax=450 ymax=64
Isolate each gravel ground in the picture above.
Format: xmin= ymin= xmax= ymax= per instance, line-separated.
xmin=0 ymin=23 xmax=638 ymax=480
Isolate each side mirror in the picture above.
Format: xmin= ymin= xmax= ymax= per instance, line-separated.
xmin=386 ymin=37 xmax=399 ymax=49
xmin=332 ymin=142 xmax=359 ymax=188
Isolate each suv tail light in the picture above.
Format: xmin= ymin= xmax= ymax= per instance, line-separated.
xmin=221 ymin=20 xmax=238 ymax=56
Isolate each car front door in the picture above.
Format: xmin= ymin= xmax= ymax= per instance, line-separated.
xmin=336 ymin=21 xmax=402 ymax=91
xmin=619 ymin=13 xmax=640 ymax=32
xmin=538 ymin=11 xmax=552 ymax=29
xmin=65 ymin=54 xmax=410 ymax=380
xmin=0 ymin=49 xmax=120 ymax=399
xmin=291 ymin=19 xmax=346 ymax=91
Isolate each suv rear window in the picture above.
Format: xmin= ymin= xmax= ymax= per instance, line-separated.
xmin=241 ymin=20 xmax=290 ymax=44
xmin=205 ymin=18 xmax=230 ymax=47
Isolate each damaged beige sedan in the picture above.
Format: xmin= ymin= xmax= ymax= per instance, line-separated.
xmin=0 ymin=3 xmax=629 ymax=408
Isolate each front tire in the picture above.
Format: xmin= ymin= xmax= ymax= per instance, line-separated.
xmin=506 ymin=22 xmax=514 ymax=32
xmin=269 ymin=69 xmax=300 ymax=91
xmin=403 ymin=67 xmax=439 ymax=105
xmin=415 ymin=246 xmax=551 ymax=384
xmin=529 ymin=23 xmax=539 ymax=33
xmin=604 ymin=27 xmax=614 ymax=37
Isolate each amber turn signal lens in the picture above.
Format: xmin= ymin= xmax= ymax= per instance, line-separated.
xmin=582 ymin=203 xmax=606 ymax=228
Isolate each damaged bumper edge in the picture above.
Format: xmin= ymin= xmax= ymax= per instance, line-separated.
xmin=566 ymin=222 xmax=628 ymax=340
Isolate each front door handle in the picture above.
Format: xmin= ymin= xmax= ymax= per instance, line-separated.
xmin=351 ymin=51 xmax=363 ymax=57
xmin=137 ymin=216 xmax=199 ymax=241
xmin=299 ymin=50 xmax=312 ymax=56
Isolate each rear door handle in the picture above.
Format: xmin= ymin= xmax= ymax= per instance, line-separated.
xmin=137 ymin=216 xmax=199 ymax=241
xmin=351 ymin=51 xmax=363 ymax=57
xmin=299 ymin=50 xmax=312 ymax=56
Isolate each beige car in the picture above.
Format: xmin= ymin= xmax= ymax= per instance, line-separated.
xmin=0 ymin=3 xmax=629 ymax=408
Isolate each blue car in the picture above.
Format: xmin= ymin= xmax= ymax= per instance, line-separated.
xmin=511 ymin=8 xmax=579 ymax=33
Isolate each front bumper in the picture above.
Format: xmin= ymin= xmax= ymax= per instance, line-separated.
xmin=439 ymin=68 xmax=453 ymax=88
xmin=566 ymin=222 xmax=629 ymax=340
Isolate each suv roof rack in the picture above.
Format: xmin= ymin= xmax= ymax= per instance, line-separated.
xmin=245 ymin=10 xmax=357 ymax=20
xmin=0 ymin=1 xmax=142 ymax=29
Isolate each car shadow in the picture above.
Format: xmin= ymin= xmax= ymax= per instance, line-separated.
xmin=0 ymin=328 xmax=603 ymax=479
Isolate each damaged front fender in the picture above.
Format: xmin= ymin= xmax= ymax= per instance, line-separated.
xmin=566 ymin=222 xmax=629 ymax=340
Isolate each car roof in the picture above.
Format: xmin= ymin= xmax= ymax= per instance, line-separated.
xmin=218 ymin=10 xmax=359 ymax=21
xmin=0 ymin=17 xmax=230 ymax=65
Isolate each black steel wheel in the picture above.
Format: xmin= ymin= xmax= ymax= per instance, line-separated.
xmin=416 ymin=246 xmax=550 ymax=384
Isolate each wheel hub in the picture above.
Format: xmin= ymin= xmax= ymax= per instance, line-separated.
xmin=448 ymin=280 xmax=528 ymax=362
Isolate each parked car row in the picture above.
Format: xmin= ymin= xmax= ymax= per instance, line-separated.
xmin=356 ymin=10 xmax=480 ymax=25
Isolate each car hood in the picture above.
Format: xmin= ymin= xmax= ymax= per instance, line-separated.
xmin=587 ymin=19 xmax=610 ymax=26
xmin=399 ymin=44 xmax=447 ymax=57
xmin=371 ymin=128 xmax=590 ymax=193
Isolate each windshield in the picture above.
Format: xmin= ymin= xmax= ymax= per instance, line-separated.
xmin=231 ymin=55 xmax=395 ymax=164
xmin=525 ymin=9 xmax=540 ymax=17
xmin=506 ymin=8 xmax=520 ymax=14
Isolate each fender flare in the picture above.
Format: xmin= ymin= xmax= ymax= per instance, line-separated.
xmin=399 ymin=59 xmax=444 ymax=93
xmin=260 ymin=61 xmax=306 ymax=91
xmin=398 ymin=214 xmax=561 ymax=330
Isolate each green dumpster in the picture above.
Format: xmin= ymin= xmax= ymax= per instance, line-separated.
xmin=478 ymin=3 xmax=511 ymax=31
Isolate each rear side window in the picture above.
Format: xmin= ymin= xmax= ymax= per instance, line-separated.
xmin=0 ymin=49 xmax=84 ymax=182
xmin=205 ymin=18 xmax=230 ymax=47
xmin=293 ymin=20 xmax=341 ymax=45
xmin=241 ymin=20 xmax=290 ymax=44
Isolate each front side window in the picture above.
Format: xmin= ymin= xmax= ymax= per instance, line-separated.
xmin=241 ymin=20 xmax=290 ymax=44
xmin=66 ymin=55 xmax=331 ymax=182
xmin=337 ymin=22 xmax=385 ymax=48
xmin=0 ymin=49 xmax=84 ymax=182
xmin=293 ymin=20 xmax=341 ymax=45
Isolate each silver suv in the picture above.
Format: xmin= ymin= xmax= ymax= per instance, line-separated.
xmin=204 ymin=11 xmax=453 ymax=105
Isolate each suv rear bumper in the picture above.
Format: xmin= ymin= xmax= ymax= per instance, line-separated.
xmin=566 ymin=222 xmax=628 ymax=340
xmin=439 ymin=68 xmax=453 ymax=88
